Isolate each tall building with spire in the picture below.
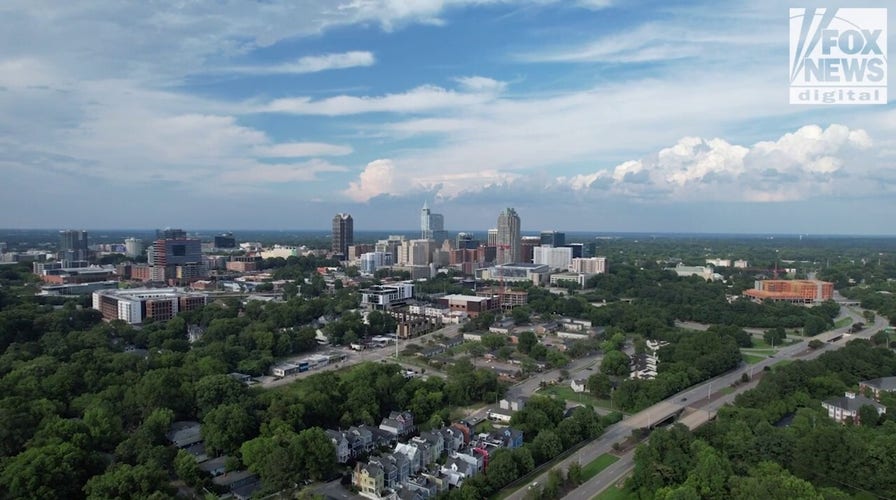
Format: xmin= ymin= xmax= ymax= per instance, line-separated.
xmin=496 ymin=208 xmax=521 ymax=264
xmin=332 ymin=213 xmax=354 ymax=257
xmin=420 ymin=201 xmax=447 ymax=243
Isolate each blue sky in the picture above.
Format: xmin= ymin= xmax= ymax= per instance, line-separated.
xmin=0 ymin=0 xmax=894 ymax=234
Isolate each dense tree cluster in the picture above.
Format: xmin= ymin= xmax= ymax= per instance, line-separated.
xmin=627 ymin=341 xmax=896 ymax=499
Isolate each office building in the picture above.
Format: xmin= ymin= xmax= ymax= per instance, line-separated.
xmin=331 ymin=213 xmax=354 ymax=257
xmin=214 ymin=233 xmax=236 ymax=249
xmin=520 ymin=236 xmax=541 ymax=263
xmin=533 ymin=245 xmax=572 ymax=271
xmin=456 ymin=233 xmax=479 ymax=250
xmin=540 ymin=231 xmax=566 ymax=247
xmin=496 ymin=208 xmax=521 ymax=264
xmin=149 ymin=235 xmax=203 ymax=283
xmin=563 ymin=243 xmax=584 ymax=259
xmin=571 ymin=257 xmax=607 ymax=274
xmin=487 ymin=229 xmax=498 ymax=246
xmin=59 ymin=230 xmax=89 ymax=266
xmin=157 ymin=228 xmax=187 ymax=239
xmin=124 ymin=238 xmax=144 ymax=258
xmin=420 ymin=201 xmax=448 ymax=243
xmin=92 ymin=288 xmax=208 ymax=324
xmin=360 ymin=251 xmax=393 ymax=274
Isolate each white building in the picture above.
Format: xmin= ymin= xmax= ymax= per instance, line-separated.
xmin=734 ymin=259 xmax=749 ymax=268
xmin=549 ymin=272 xmax=588 ymax=288
xmin=124 ymin=237 xmax=144 ymax=258
xmin=361 ymin=282 xmax=415 ymax=309
xmin=705 ymin=258 xmax=731 ymax=267
xmin=361 ymin=251 xmax=393 ymax=274
xmin=260 ymin=245 xmax=306 ymax=259
xmin=570 ymin=257 xmax=607 ymax=274
xmin=668 ymin=264 xmax=720 ymax=281
xmin=533 ymin=245 xmax=572 ymax=271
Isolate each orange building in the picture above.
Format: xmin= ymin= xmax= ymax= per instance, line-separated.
xmin=744 ymin=279 xmax=834 ymax=303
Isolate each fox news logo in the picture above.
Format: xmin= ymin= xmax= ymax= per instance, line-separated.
xmin=790 ymin=8 xmax=887 ymax=104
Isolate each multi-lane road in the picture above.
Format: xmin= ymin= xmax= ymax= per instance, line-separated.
xmin=506 ymin=306 xmax=888 ymax=500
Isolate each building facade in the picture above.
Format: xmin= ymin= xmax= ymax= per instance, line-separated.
xmin=496 ymin=208 xmax=521 ymax=264
xmin=744 ymin=279 xmax=834 ymax=303
xmin=571 ymin=257 xmax=607 ymax=274
xmin=59 ymin=230 xmax=89 ymax=266
xmin=533 ymin=245 xmax=572 ymax=271
xmin=92 ymin=288 xmax=208 ymax=324
xmin=331 ymin=213 xmax=354 ymax=257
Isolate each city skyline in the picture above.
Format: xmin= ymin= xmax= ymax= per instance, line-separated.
xmin=1 ymin=2 xmax=894 ymax=234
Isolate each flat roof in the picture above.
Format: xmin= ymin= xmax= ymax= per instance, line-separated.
xmin=442 ymin=294 xmax=491 ymax=302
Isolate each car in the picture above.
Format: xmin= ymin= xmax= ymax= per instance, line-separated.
xmin=528 ymin=481 xmax=539 ymax=490
xmin=680 ymin=397 xmax=687 ymax=402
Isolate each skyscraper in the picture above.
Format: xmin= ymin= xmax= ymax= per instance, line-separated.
xmin=540 ymin=231 xmax=566 ymax=247
xmin=496 ymin=208 xmax=521 ymax=264
xmin=332 ymin=213 xmax=354 ymax=257
xmin=420 ymin=201 xmax=447 ymax=242
xmin=59 ymin=230 xmax=89 ymax=265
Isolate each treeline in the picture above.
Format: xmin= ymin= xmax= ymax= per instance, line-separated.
xmin=627 ymin=341 xmax=896 ymax=499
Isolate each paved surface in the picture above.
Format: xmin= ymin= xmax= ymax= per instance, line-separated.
xmin=260 ymin=324 xmax=461 ymax=389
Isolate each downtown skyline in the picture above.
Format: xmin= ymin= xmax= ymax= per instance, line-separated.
xmin=1 ymin=1 xmax=894 ymax=234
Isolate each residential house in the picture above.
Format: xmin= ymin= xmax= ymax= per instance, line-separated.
xmin=405 ymin=476 xmax=438 ymax=498
xmin=822 ymin=392 xmax=887 ymax=424
xmin=421 ymin=472 xmax=450 ymax=495
xmin=348 ymin=425 xmax=375 ymax=455
xmin=487 ymin=408 xmax=513 ymax=423
xmin=326 ymin=429 xmax=351 ymax=463
xmin=370 ymin=456 xmax=400 ymax=490
xmin=394 ymin=442 xmax=423 ymax=474
xmin=199 ymin=456 xmax=227 ymax=477
xmin=380 ymin=411 xmax=416 ymax=437
xmin=167 ymin=421 xmax=202 ymax=449
xmin=439 ymin=336 xmax=464 ymax=349
xmin=355 ymin=462 xmax=385 ymax=499
xmin=418 ymin=430 xmax=445 ymax=460
xmin=860 ymin=377 xmax=896 ymax=399
xmin=440 ymin=427 xmax=464 ymax=452
xmin=419 ymin=345 xmax=446 ymax=358
xmin=570 ymin=378 xmax=587 ymax=393
xmin=499 ymin=396 xmax=527 ymax=412
xmin=212 ymin=470 xmax=260 ymax=500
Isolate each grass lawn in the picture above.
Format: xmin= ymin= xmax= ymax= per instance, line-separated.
xmin=718 ymin=386 xmax=735 ymax=395
xmin=834 ymin=316 xmax=853 ymax=328
xmin=539 ymin=385 xmax=613 ymax=409
xmin=594 ymin=485 xmax=636 ymax=500
xmin=742 ymin=353 xmax=766 ymax=364
xmin=580 ymin=454 xmax=620 ymax=482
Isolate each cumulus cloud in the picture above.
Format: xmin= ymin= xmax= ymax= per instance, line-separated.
xmin=564 ymin=124 xmax=873 ymax=202
xmin=343 ymin=159 xmax=400 ymax=202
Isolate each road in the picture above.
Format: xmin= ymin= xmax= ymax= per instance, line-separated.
xmin=259 ymin=323 xmax=461 ymax=389
xmin=505 ymin=306 xmax=887 ymax=500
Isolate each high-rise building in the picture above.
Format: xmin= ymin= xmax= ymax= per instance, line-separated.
xmin=521 ymin=236 xmax=541 ymax=263
xmin=420 ymin=201 xmax=447 ymax=243
xmin=496 ymin=208 xmax=521 ymax=264
xmin=149 ymin=236 xmax=203 ymax=283
xmin=59 ymin=230 xmax=89 ymax=266
xmin=571 ymin=257 xmax=607 ymax=274
xmin=157 ymin=228 xmax=187 ymax=240
xmin=487 ymin=229 xmax=498 ymax=246
xmin=456 ymin=232 xmax=479 ymax=250
xmin=540 ymin=231 xmax=566 ymax=247
xmin=534 ymin=245 xmax=573 ymax=271
xmin=124 ymin=237 xmax=144 ymax=258
xmin=332 ymin=213 xmax=354 ymax=257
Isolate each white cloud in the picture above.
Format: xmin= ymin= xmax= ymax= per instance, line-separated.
xmin=223 ymin=51 xmax=375 ymax=75
xmin=254 ymin=142 xmax=353 ymax=157
xmin=344 ymin=159 xmax=400 ymax=202
xmin=262 ymin=82 xmax=504 ymax=115
xmin=221 ymin=159 xmax=348 ymax=183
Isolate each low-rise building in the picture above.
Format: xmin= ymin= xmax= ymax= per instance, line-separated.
xmin=859 ymin=377 xmax=896 ymax=399
xmin=822 ymin=392 xmax=887 ymax=424
xmin=92 ymin=288 xmax=208 ymax=324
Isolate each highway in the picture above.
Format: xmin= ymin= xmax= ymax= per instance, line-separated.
xmin=505 ymin=306 xmax=887 ymax=500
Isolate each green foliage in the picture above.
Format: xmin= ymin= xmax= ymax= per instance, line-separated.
xmin=202 ymin=403 xmax=256 ymax=455
xmin=600 ymin=350 xmax=630 ymax=376
xmin=82 ymin=463 xmax=175 ymax=499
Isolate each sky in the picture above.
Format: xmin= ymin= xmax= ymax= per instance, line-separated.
xmin=0 ymin=0 xmax=894 ymax=234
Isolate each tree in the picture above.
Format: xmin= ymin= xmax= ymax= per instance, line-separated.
xmin=588 ymin=372 xmax=613 ymax=399
xmin=858 ymin=404 xmax=882 ymax=426
xmin=763 ymin=327 xmax=786 ymax=347
xmin=803 ymin=315 xmax=828 ymax=336
xmin=83 ymin=463 xmax=175 ymax=499
xmin=485 ymin=449 xmax=519 ymax=491
xmin=729 ymin=462 xmax=820 ymax=499
xmin=517 ymin=330 xmax=538 ymax=354
xmin=531 ymin=430 xmax=563 ymax=464
xmin=174 ymin=448 xmax=203 ymax=487
xmin=566 ymin=461 xmax=583 ymax=486
xmin=295 ymin=427 xmax=336 ymax=480
xmin=202 ymin=403 xmax=256 ymax=455
xmin=2 ymin=442 xmax=103 ymax=499
xmin=601 ymin=350 xmax=631 ymax=377
xmin=194 ymin=374 xmax=247 ymax=418
xmin=511 ymin=306 xmax=533 ymax=325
